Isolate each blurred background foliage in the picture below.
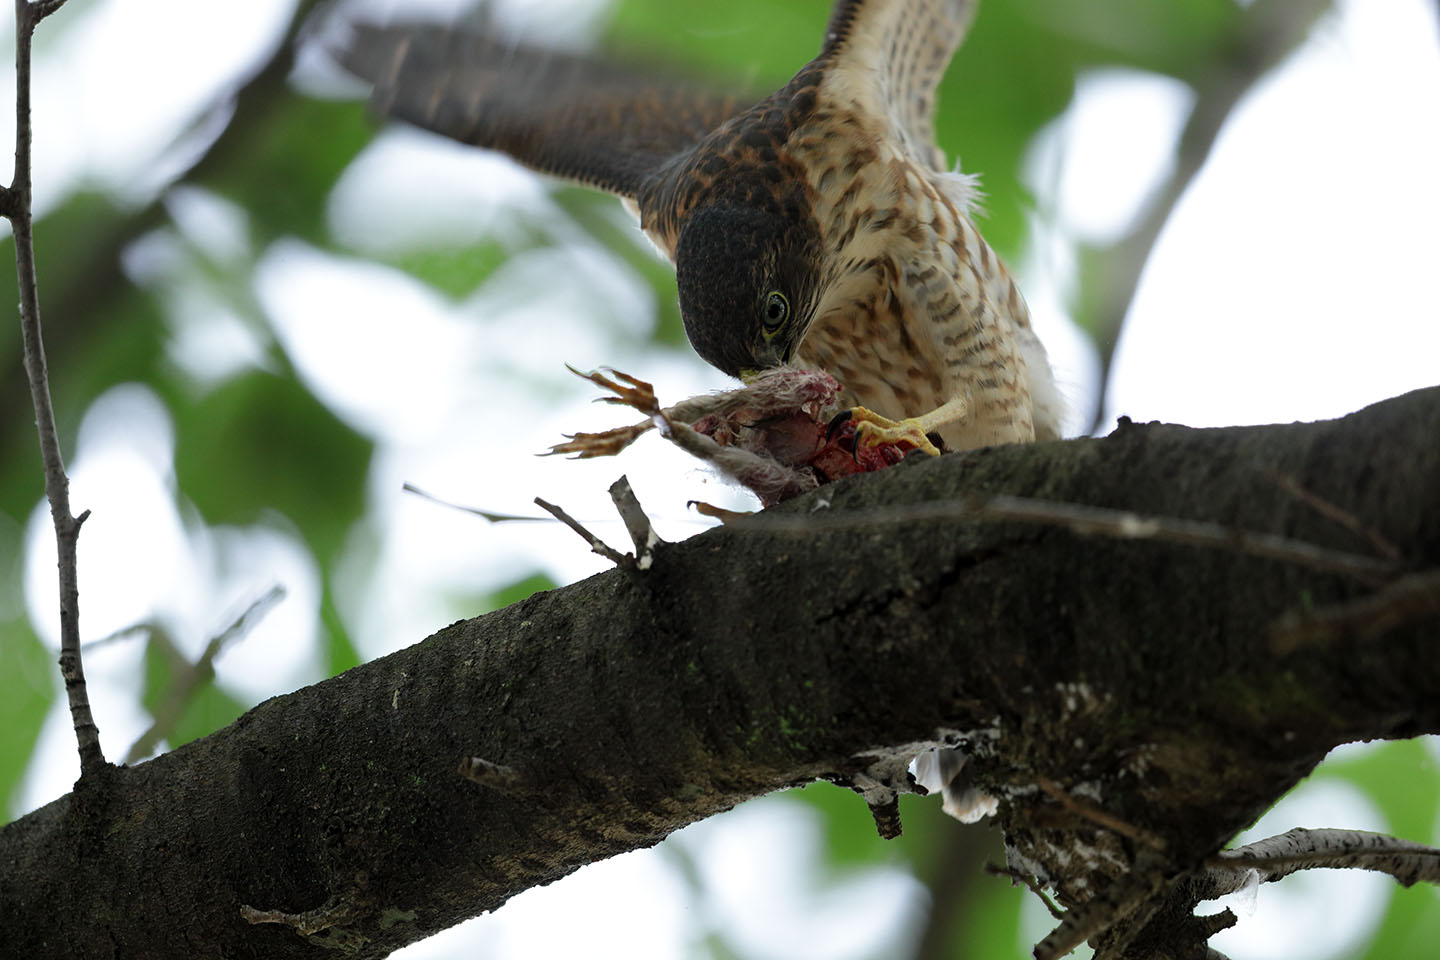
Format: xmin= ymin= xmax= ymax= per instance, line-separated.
xmin=1 ymin=0 xmax=1437 ymax=957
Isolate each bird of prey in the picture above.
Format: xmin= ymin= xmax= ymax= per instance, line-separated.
xmin=335 ymin=0 xmax=1064 ymax=458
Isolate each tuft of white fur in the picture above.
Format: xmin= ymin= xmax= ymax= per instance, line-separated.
xmin=937 ymin=163 xmax=984 ymax=219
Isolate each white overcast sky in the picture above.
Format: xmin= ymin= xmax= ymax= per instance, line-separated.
xmin=10 ymin=1 xmax=1440 ymax=958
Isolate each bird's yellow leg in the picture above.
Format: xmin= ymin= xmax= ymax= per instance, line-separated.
xmin=844 ymin=395 xmax=969 ymax=457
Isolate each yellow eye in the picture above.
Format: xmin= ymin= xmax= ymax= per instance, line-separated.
xmin=762 ymin=290 xmax=789 ymax=336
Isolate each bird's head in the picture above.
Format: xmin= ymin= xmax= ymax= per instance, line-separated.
xmin=674 ymin=202 xmax=823 ymax=380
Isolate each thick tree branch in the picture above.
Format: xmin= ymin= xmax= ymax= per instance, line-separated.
xmin=1 ymin=387 xmax=1437 ymax=958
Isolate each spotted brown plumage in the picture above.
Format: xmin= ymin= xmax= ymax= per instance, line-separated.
xmin=336 ymin=0 xmax=1062 ymax=455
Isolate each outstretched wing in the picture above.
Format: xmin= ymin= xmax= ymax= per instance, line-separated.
xmin=818 ymin=0 xmax=977 ymax=170
xmin=336 ymin=23 xmax=753 ymax=199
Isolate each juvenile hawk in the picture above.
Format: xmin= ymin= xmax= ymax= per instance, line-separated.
xmin=337 ymin=0 xmax=1064 ymax=456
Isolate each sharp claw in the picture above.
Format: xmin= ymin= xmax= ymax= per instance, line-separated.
xmin=826 ymin=409 xmax=854 ymax=444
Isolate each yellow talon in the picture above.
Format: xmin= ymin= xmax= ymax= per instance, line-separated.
xmin=849 ymin=410 xmax=941 ymax=456
xmin=846 ymin=396 xmax=970 ymax=457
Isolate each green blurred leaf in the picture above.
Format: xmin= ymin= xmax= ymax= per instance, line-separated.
xmin=607 ymin=0 xmax=822 ymax=89
xmin=0 ymin=620 xmax=55 ymax=820
xmin=789 ymin=785 xmax=1027 ymax=958
xmin=934 ymin=3 xmax=1078 ymax=257
xmin=388 ymin=240 xmax=515 ymax=299
xmin=1016 ymin=0 xmax=1241 ymax=82
xmin=484 ymin=572 xmax=558 ymax=611
xmin=438 ymin=572 xmax=559 ymax=632
xmin=1319 ymin=740 xmax=1440 ymax=960
xmin=202 ymin=98 xmax=373 ymax=244
xmin=322 ymin=588 xmax=364 ymax=677
xmin=141 ymin=633 xmax=247 ymax=750
xmin=1319 ymin=740 xmax=1440 ymax=841
xmin=171 ymin=370 xmax=372 ymax=564
xmin=791 ymin=780 xmax=899 ymax=870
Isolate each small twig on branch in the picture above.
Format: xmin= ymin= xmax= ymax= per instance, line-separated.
xmin=1037 ymin=777 xmax=1166 ymax=851
xmin=535 ymin=477 xmax=670 ymax=571
xmin=1033 ymin=865 xmax=1166 ymax=960
xmin=1193 ymin=908 xmax=1240 ymax=941
xmin=734 ymin=493 xmax=1400 ymax=584
xmin=31 ymin=0 xmax=67 ymax=21
xmin=6 ymin=0 xmax=103 ymax=778
xmin=125 ymin=586 xmax=287 ymax=764
xmin=534 ymin=496 xmax=633 ymax=568
xmin=1269 ymin=568 xmax=1440 ymax=653
xmin=608 ymin=476 xmax=663 ymax=569
xmin=80 ymin=621 xmax=156 ymax=652
xmin=984 ymin=862 xmax=1066 ymax=919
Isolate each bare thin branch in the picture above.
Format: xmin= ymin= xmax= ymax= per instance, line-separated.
xmin=608 ymin=475 xmax=663 ymax=569
xmin=1034 ymin=867 xmax=1166 ymax=960
xmin=984 ymin=862 xmax=1066 ymax=920
xmin=1038 ymin=777 xmax=1166 ymax=851
xmin=534 ymin=496 xmax=632 ymax=568
xmin=31 ymin=0 xmax=67 ymax=22
xmin=8 ymin=0 xmax=103 ymax=777
xmin=1209 ymin=827 xmax=1440 ymax=889
xmin=402 ymin=482 xmax=549 ymax=523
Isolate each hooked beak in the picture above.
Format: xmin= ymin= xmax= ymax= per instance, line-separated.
xmin=739 ymin=342 xmax=788 ymax=382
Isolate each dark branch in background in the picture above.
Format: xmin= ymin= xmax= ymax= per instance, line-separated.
xmin=1083 ymin=0 xmax=1333 ymax=434
xmin=911 ymin=830 xmax=1008 ymax=960
xmin=124 ymin=585 xmax=287 ymax=763
xmin=4 ymin=0 xmax=103 ymax=778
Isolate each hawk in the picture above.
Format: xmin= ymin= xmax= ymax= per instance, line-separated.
xmin=335 ymin=0 xmax=1063 ymax=458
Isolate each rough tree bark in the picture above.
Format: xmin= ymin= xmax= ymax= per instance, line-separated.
xmin=3 ymin=386 xmax=1437 ymax=959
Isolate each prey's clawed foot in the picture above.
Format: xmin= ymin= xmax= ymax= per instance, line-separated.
xmin=828 ymin=407 xmax=943 ymax=458
xmin=543 ymin=367 xmax=664 ymax=459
